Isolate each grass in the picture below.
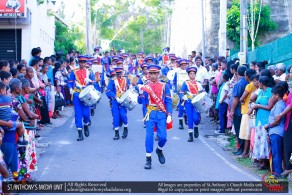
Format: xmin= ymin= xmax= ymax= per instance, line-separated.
xmin=226 ymin=134 xmax=270 ymax=177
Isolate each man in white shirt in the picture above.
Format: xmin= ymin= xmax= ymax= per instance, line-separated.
xmin=274 ymin=63 xmax=287 ymax=83
xmin=193 ymin=56 xmax=209 ymax=90
xmin=30 ymin=59 xmax=40 ymax=88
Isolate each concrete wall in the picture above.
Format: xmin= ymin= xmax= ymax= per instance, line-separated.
xmin=170 ymin=0 xmax=292 ymax=57
xmin=0 ymin=0 xmax=55 ymax=61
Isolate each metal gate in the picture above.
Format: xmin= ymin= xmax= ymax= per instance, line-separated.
xmin=0 ymin=29 xmax=22 ymax=61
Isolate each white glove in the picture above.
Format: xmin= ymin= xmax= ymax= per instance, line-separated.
xmin=116 ymin=97 xmax=121 ymax=103
xmin=69 ymin=88 xmax=74 ymax=95
xmin=85 ymin=78 xmax=92 ymax=84
xmin=137 ymin=84 xmax=144 ymax=91
xmin=166 ymin=115 xmax=172 ymax=123
xmin=139 ymin=89 xmax=143 ymax=94
xmin=182 ymin=95 xmax=188 ymax=101
xmin=75 ymin=81 xmax=82 ymax=88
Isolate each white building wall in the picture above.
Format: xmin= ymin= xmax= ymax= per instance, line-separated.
xmin=25 ymin=0 xmax=55 ymax=60
xmin=170 ymin=0 xmax=202 ymax=58
xmin=0 ymin=0 xmax=55 ymax=61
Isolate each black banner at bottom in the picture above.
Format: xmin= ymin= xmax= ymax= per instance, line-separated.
xmin=2 ymin=181 xmax=289 ymax=193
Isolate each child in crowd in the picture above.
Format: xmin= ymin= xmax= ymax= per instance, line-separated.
xmin=0 ymin=81 xmax=27 ymax=146
xmin=264 ymin=86 xmax=286 ymax=176
xmin=216 ymin=73 xmax=229 ymax=134
xmin=0 ymin=127 xmax=9 ymax=193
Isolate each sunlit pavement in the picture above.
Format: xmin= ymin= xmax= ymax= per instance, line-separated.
xmin=32 ymin=94 xmax=259 ymax=182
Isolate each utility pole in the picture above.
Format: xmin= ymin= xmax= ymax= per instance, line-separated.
xmin=200 ymin=0 xmax=206 ymax=61
xmin=240 ymin=0 xmax=248 ymax=64
xmin=218 ymin=0 xmax=227 ymax=57
xmin=166 ymin=0 xmax=171 ymax=47
xmin=86 ymin=0 xmax=93 ymax=55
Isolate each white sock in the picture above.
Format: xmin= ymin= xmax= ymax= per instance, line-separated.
xmin=157 ymin=146 xmax=163 ymax=150
xmin=188 ymin=129 xmax=193 ymax=133
xmin=124 ymin=124 xmax=128 ymax=128
xmin=146 ymin=153 xmax=151 ymax=157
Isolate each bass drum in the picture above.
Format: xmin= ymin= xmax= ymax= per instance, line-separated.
xmin=167 ymin=70 xmax=176 ymax=81
xmin=120 ymin=89 xmax=138 ymax=111
xmin=191 ymin=92 xmax=213 ymax=113
xmin=79 ymin=85 xmax=101 ymax=107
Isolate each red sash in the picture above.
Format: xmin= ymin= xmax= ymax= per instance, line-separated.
xmin=141 ymin=84 xmax=167 ymax=114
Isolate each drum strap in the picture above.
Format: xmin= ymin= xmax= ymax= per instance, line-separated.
xmin=186 ymin=81 xmax=198 ymax=95
xmin=114 ymin=78 xmax=125 ymax=97
xmin=141 ymin=84 xmax=167 ymax=121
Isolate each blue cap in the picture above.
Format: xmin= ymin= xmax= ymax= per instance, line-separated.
xmin=187 ymin=67 xmax=197 ymax=73
xmin=141 ymin=62 xmax=148 ymax=68
xmin=86 ymin=60 xmax=93 ymax=66
xmin=179 ymin=59 xmax=188 ymax=65
xmin=122 ymin=53 xmax=129 ymax=57
xmin=118 ymin=49 xmax=123 ymax=52
xmin=109 ymin=69 xmax=116 ymax=76
xmin=138 ymin=51 xmax=144 ymax=55
xmin=116 ymin=59 xmax=124 ymax=64
xmin=112 ymin=56 xmax=119 ymax=61
xmin=78 ymin=55 xmax=87 ymax=61
xmin=114 ymin=67 xmax=124 ymax=73
xmin=94 ymin=46 xmax=102 ymax=51
xmin=170 ymin=56 xmax=177 ymax=60
xmin=144 ymin=56 xmax=153 ymax=62
xmin=147 ymin=64 xmax=161 ymax=72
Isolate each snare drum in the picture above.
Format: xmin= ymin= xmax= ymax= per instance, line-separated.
xmin=79 ymin=85 xmax=101 ymax=107
xmin=191 ymin=92 xmax=213 ymax=113
xmin=120 ymin=89 xmax=138 ymax=111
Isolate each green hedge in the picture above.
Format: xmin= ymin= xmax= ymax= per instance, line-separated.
xmin=231 ymin=33 xmax=292 ymax=67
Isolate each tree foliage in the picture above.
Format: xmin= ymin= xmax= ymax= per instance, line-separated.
xmin=54 ymin=20 xmax=86 ymax=54
xmin=91 ymin=0 xmax=174 ymax=54
xmin=227 ymin=0 xmax=277 ymax=49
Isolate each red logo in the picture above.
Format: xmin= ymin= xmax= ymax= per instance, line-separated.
xmin=262 ymin=172 xmax=284 ymax=192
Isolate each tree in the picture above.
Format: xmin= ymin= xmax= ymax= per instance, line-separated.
xmin=227 ymin=0 xmax=277 ymax=49
xmin=90 ymin=0 xmax=174 ymax=54
xmin=54 ymin=20 xmax=86 ymax=54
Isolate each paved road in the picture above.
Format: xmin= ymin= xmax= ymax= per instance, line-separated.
xmin=32 ymin=94 xmax=260 ymax=182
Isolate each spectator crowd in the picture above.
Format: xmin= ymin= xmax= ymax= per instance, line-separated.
xmin=0 ymin=46 xmax=291 ymax=188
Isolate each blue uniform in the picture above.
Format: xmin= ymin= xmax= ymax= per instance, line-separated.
xmin=142 ymin=81 xmax=172 ymax=154
xmin=137 ymin=75 xmax=149 ymax=122
xmin=179 ymin=80 xmax=202 ymax=130
xmin=106 ymin=77 xmax=130 ymax=129
xmin=173 ymin=70 xmax=189 ymax=119
xmin=67 ymin=69 xmax=95 ymax=129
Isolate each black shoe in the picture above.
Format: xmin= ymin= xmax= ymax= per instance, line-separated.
xmin=194 ymin=127 xmax=199 ymax=138
xmin=113 ymin=130 xmax=120 ymax=140
xmin=35 ymin=134 xmax=40 ymax=138
xmin=84 ymin=125 xmax=90 ymax=137
xmin=122 ymin=127 xmax=128 ymax=138
xmin=156 ymin=148 xmax=165 ymax=164
xmin=232 ymin=149 xmax=243 ymax=156
xmin=188 ymin=132 xmax=193 ymax=142
xmin=91 ymin=109 xmax=95 ymax=116
xmin=183 ymin=114 xmax=188 ymax=125
xmin=144 ymin=156 xmax=152 ymax=169
xmin=17 ymin=140 xmax=28 ymax=147
xmin=77 ymin=130 xmax=84 ymax=141
xmin=179 ymin=119 xmax=184 ymax=130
